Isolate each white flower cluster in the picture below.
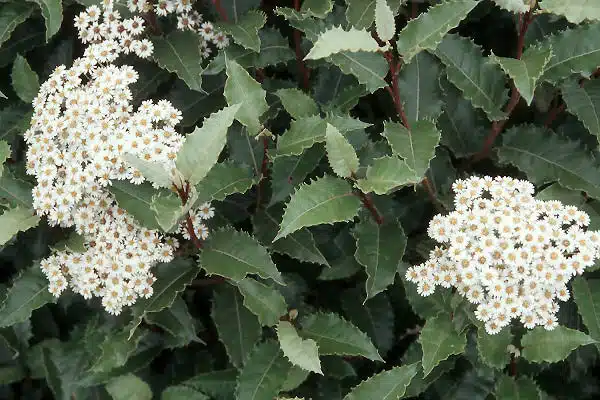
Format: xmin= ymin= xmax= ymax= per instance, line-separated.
xmin=24 ymin=1 xmax=214 ymax=315
xmin=126 ymin=0 xmax=229 ymax=57
xmin=406 ymin=176 xmax=600 ymax=334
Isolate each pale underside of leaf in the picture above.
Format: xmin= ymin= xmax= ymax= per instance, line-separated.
xmin=539 ymin=0 xmax=600 ymax=24
xmin=305 ymin=26 xmax=388 ymax=60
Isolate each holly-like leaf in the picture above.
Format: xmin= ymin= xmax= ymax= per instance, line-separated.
xmin=144 ymin=297 xmax=200 ymax=348
xmin=0 ymin=168 xmax=34 ymax=208
xmin=217 ymin=10 xmax=266 ymax=51
xmin=128 ymin=259 xmax=198 ymax=338
xmin=491 ymin=46 xmax=553 ymax=105
xmin=275 ymin=175 xmax=361 ymax=241
xmin=352 ymin=219 xmax=406 ymax=300
xmin=235 ymin=278 xmax=288 ymax=326
xmin=253 ymin=206 xmax=329 ymax=266
xmin=11 ymin=54 xmax=39 ymax=104
xmin=178 ymin=369 xmax=238 ymax=399
xmin=193 ymin=161 xmax=257 ymax=205
xmin=397 ymin=52 xmax=445 ymax=124
xmin=433 ymin=34 xmax=508 ymax=120
xmin=123 ymin=154 xmax=172 ymax=189
xmin=0 ymin=207 xmax=39 ymax=246
xmin=224 ymin=57 xmax=268 ymax=136
xmin=300 ymin=0 xmax=333 ymax=18
xmin=476 ymin=326 xmax=513 ymax=369
xmin=571 ymin=277 xmax=600 ymax=347
xmin=539 ymin=0 xmax=600 ymax=24
xmin=540 ymin=23 xmax=600 ymax=83
xmin=305 ymin=26 xmax=387 ymax=60
xmin=0 ymin=265 xmax=54 ymax=327
xmin=419 ymin=314 xmax=467 ymax=377
xmin=355 ymin=156 xmax=418 ymax=195
xmin=277 ymin=321 xmax=322 ymax=374
xmin=328 ymin=51 xmax=389 ymax=93
xmin=269 ymin=144 xmax=325 ymax=206
xmin=176 ymin=104 xmax=241 ymax=185
xmin=491 ymin=0 xmax=529 ymax=13
xmin=28 ymin=0 xmax=61 ymax=42
xmin=383 ymin=120 xmax=441 ymax=178
xmin=495 ymin=375 xmax=541 ymax=400
xmin=276 ymin=116 xmax=327 ymax=157
xmin=562 ymin=80 xmax=600 ymax=142
xmin=105 ymin=374 xmax=152 ymax=400
xmin=299 ymin=312 xmax=382 ymax=361
xmin=521 ymin=326 xmax=597 ymax=363
xmin=212 ymin=284 xmax=262 ymax=369
xmin=152 ymin=30 xmax=204 ymax=92
xmin=396 ymin=0 xmax=478 ymax=63
xmin=343 ymin=363 xmax=420 ymax=400
xmin=235 ymin=340 xmax=292 ymax=400
xmin=275 ymin=88 xmax=319 ymax=119
xmin=200 ymin=227 xmax=284 ymax=284
xmin=498 ymin=125 xmax=600 ymax=199
xmin=325 ymin=123 xmax=359 ymax=178
xmin=375 ymin=0 xmax=395 ymax=42
xmin=0 ymin=3 xmax=35 ymax=47
xmin=89 ymin=329 xmax=145 ymax=374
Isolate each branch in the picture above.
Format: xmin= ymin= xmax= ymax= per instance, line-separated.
xmin=175 ymin=183 xmax=203 ymax=249
xmin=293 ymin=0 xmax=310 ymax=90
xmin=355 ymin=190 xmax=384 ymax=225
xmin=211 ymin=0 xmax=228 ymax=22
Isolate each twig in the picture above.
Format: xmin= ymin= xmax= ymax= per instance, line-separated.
xmin=174 ymin=183 xmax=203 ymax=249
xmin=293 ymin=0 xmax=310 ymax=90
xmin=211 ymin=0 xmax=228 ymax=21
xmin=510 ymin=354 xmax=517 ymax=376
xmin=355 ymin=189 xmax=384 ymax=225
xmin=255 ymin=137 xmax=270 ymax=208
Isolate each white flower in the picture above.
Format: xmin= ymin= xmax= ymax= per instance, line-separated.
xmin=406 ymin=176 xmax=600 ymax=334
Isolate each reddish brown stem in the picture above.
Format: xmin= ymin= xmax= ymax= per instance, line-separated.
xmin=474 ymin=10 xmax=534 ymax=160
xmin=293 ymin=0 xmax=310 ymax=90
xmin=355 ymin=190 xmax=384 ymax=225
xmin=544 ymin=102 xmax=566 ymax=128
xmin=510 ymin=355 xmax=517 ymax=376
xmin=211 ymin=0 xmax=228 ymax=21
xmin=256 ymin=137 xmax=270 ymax=208
xmin=411 ymin=2 xmax=418 ymax=19
xmin=175 ymin=183 xmax=203 ymax=249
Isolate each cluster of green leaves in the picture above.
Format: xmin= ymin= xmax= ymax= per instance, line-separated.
xmin=3 ymin=0 xmax=600 ymax=399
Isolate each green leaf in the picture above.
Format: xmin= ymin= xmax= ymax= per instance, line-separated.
xmin=396 ymin=0 xmax=478 ymax=63
xmin=539 ymin=0 xmax=600 ymax=24
xmin=89 ymin=329 xmax=145 ymax=374
xmin=27 ymin=0 xmax=61 ymax=42
xmin=149 ymin=190 xmax=187 ymax=233
xmin=212 ymin=284 xmax=262 ymax=368
xmin=0 ymin=207 xmax=39 ymax=246
xmin=277 ymin=321 xmax=322 ymax=374
xmin=200 ymin=227 xmax=284 ymax=284
xmin=0 ymin=105 xmax=33 ymax=142
xmin=521 ymin=326 xmax=597 ymax=363
xmin=153 ymin=30 xmax=204 ymax=92
xmin=217 ymin=10 xmax=266 ymax=51
xmin=0 ymin=141 xmax=9 ymax=170
xmin=397 ymin=52 xmax=444 ymax=124
xmin=476 ymin=326 xmax=513 ymax=369
xmin=571 ymin=277 xmax=600 ymax=346
xmin=325 ymin=123 xmax=359 ymax=178
xmin=345 ymin=0 xmax=376 ymax=29
xmin=276 ymin=116 xmax=327 ymax=157
xmin=490 ymin=46 xmax=553 ymax=105
xmin=224 ymin=57 xmax=268 ymax=136
xmin=299 ymin=312 xmax=382 ymax=361
xmin=275 ymin=175 xmax=361 ymax=241
xmin=105 ymin=374 xmax=152 ymax=400
xmin=129 ymin=259 xmax=198 ymax=338
xmin=42 ymin=347 xmax=65 ymax=400
xmin=497 ymin=125 xmax=600 ymax=199
xmin=220 ymin=0 xmax=260 ymax=22
xmin=275 ymin=88 xmax=319 ymax=119
xmin=328 ymin=51 xmax=389 ymax=93
xmin=123 ymin=154 xmax=172 ymax=189
xmin=10 ymin=53 xmax=39 ymax=104
xmin=269 ymin=144 xmax=324 ymax=206
xmin=343 ymin=362 xmax=419 ymax=400
xmin=0 ymin=3 xmax=34 ymax=48
xmin=305 ymin=27 xmax=387 ymax=60
xmin=562 ymin=80 xmax=600 ymax=142
xmin=540 ymin=23 xmax=600 ymax=83
xmin=253 ymin=206 xmax=329 ymax=266
xmin=162 ymin=386 xmax=210 ymax=400
xmin=235 ymin=340 xmax=292 ymax=400
xmin=0 ymin=265 xmax=54 ymax=328
xmin=419 ymin=314 xmax=467 ymax=377
xmin=109 ymin=181 xmax=162 ymax=230
xmin=491 ymin=0 xmax=529 ymax=13
xmin=383 ymin=119 xmax=441 ymax=178
xmin=193 ymin=161 xmax=257 ymax=205
xmin=301 ymin=0 xmax=333 ymax=18
xmin=235 ymin=278 xmax=288 ymax=326
xmin=495 ymin=375 xmax=541 ymax=400
xmin=176 ymin=103 xmax=241 ymax=185
xmin=375 ymin=0 xmax=395 ymax=42
xmin=355 ymin=156 xmax=418 ymax=195
xmin=433 ymin=34 xmax=508 ymax=120
xmin=352 ymin=219 xmax=405 ymax=300
xmin=179 ymin=369 xmax=238 ymax=399
xmin=0 ymin=168 xmax=34 ymax=208
xmin=145 ymin=297 xmax=200 ymax=348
